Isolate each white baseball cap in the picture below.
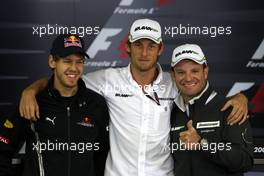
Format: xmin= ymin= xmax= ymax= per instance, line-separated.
xmin=128 ymin=18 xmax=162 ymax=44
xmin=171 ymin=44 xmax=207 ymax=67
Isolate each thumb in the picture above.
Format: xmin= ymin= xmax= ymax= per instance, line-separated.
xmin=187 ymin=120 xmax=194 ymax=130
xmin=221 ymin=101 xmax=231 ymax=111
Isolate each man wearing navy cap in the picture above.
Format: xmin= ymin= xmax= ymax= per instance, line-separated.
xmin=0 ymin=34 xmax=109 ymax=176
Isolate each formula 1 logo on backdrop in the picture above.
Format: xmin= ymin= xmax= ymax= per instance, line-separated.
xmin=246 ymin=39 xmax=264 ymax=68
xmin=251 ymin=83 xmax=264 ymax=113
xmin=114 ymin=0 xmax=158 ymax=15
xmin=119 ymin=0 xmax=172 ymax=6
xmin=226 ymin=82 xmax=255 ymax=97
xmin=86 ymin=0 xmax=173 ymax=65
xmin=87 ymin=28 xmax=130 ymax=61
xmin=119 ymin=0 xmax=133 ymax=6
xmin=118 ymin=34 xmax=129 ymax=59
xmin=227 ymin=82 xmax=264 ymax=113
xmin=87 ymin=28 xmax=122 ymax=59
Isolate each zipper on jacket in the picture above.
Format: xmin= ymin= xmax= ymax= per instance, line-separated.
xmin=30 ymin=122 xmax=45 ymax=176
xmin=66 ymin=106 xmax=71 ymax=176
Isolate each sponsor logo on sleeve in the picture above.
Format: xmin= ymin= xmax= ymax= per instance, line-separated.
xmin=0 ymin=135 xmax=10 ymax=144
xmin=171 ymin=126 xmax=185 ymax=131
xmin=4 ymin=120 xmax=14 ymax=129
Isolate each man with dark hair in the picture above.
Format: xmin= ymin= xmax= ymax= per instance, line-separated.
xmin=170 ymin=44 xmax=253 ymax=176
xmin=0 ymin=34 xmax=109 ymax=176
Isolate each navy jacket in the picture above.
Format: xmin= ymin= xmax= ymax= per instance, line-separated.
xmin=0 ymin=77 xmax=109 ymax=176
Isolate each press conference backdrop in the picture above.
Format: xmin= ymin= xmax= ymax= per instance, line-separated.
xmin=0 ymin=0 xmax=263 ymax=175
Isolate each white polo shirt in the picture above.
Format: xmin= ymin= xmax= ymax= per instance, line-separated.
xmin=82 ymin=63 xmax=177 ymax=176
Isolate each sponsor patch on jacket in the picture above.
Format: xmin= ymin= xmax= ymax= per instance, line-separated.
xmin=4 ymin=119 xmax=13 ymax=129
xmin=171 ymin=126 xmax=185 ymax=131
xmin=0 ymin=135 xmax=10 ymax=144
xmin=115 ymin=93 xmax=133 ymax=97
xmin=196 ymin=121 xmax=220 ymax=129
xmin=77 ymin=116 xmax=94 ymax=127
xmin=159 ymin=97 xmax=174 ymax=101
xmin=200 ymin=129 xmax=215 ymax=133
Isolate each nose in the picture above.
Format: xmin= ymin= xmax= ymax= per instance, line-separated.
xmin=141 ymin=46 xmax=148 ymax=57
xmin=69 ymin=61 xmax=78 ymax=71
xmin=185 ymin=72 xmax=192 ymax=81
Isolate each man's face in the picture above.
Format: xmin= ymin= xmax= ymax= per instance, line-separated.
xmin=127 ymin=38 xmax=163 ymax=72
xmin=173 ymin=59 xmax=208 ymax=100
xmin=49 ymin=54 xmax=84 ymax=91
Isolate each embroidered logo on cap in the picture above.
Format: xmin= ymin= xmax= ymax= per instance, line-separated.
xmin=175 ymin=50 xmax=199 ymax=58
xmin=64 ymin=35 xmax=82 ymax=48
xmin=134 ymin=26 xmax=159 ymax=32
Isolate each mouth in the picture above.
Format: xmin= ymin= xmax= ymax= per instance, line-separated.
xmin=182 ymin=82 xmax=197 ymax=88
xmin=65 ymin=73 xmax=79 ymax=81
xmin=138 ymin=59 xmax=151 ymax=63
xmin=66 ymin=74 xmax=77 ymax=78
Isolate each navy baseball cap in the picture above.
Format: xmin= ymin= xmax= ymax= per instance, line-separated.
xmin=50 ymin=34 xmax=89 ymax=59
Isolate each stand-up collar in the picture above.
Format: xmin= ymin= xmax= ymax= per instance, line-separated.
xmin=46 ymin=75 xmax=87 ymax=100
xmin=174 ymin=82 xmax=214 ymax=112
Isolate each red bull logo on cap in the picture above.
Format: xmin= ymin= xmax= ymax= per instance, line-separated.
xmin=64 ymin=35 xmax=82 ymax=48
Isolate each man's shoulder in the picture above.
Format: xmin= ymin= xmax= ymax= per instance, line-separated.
xmin=203 ymin=90 xmax=227 ymax=111
xmin=82 ymin=87 xmax=107 ymax=104
xmin=82 ymin=67 xmax=126 ymax=86
xmin=209 ymin=92 xmax=226 ymax=105
xmin=162 ymin=71 xmax=173 ymax=81
xmin=84 ymin=67 xmax=125 ymax=77
xmin=36 ymin=88 xmax=49 ymax=100
xmin=159 ymin=71 xmax=177 ymax=92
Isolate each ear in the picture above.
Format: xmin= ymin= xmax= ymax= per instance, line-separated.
xmin=170 ymin=69 xmax=175 ymax=81
xmin=126 ymin=43 xmax=131 ymax=53
xmin=48 ymin=55 xmax=56 ymax=69
xmin=158 ymin=43 xmax=164 ymax=56
xmin=204 ymin=66 xmax=209 ymax=80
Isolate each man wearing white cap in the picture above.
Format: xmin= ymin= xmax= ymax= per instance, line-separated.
xmin=19 ymin=19 xmax=248 ymax=176
xmin=170 ymin=44 xmax=253 ymax=176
